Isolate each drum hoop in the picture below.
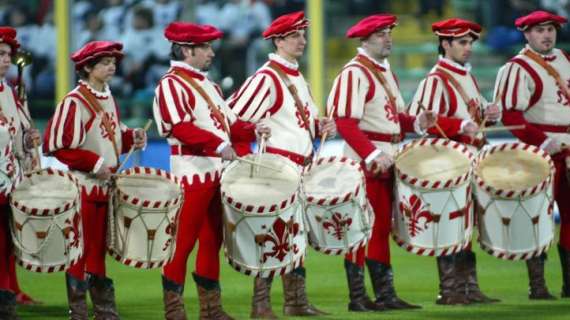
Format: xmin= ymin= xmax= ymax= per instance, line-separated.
xmin=115 ymin=167 xmax=183 ymax=209
xmin=302 ymin=156 xmax=364 ymax=205
xmin=473 ymin=142 xmax=555 ymax=199
xmin=395 ymin=138 xmax=473 ymax=190
xmin=10 ymin=168 xmax=80 ymax=216
xmin=391 ymin=233 xmax=471 ymax=257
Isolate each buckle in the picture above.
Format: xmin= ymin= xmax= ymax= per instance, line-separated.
xmin=567 ymin=126 xmax=570 ymax=133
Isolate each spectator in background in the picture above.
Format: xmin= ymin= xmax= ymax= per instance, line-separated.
xmin=77 ymin=10 xmax=112 ymax=49
xmin=196 ymin=0 xmax=222 ymax=28
xmin=541 ymin=0 xmax=570 ymax=40
xmin=140 ymin=0 xmax=182 ymax=29
xmin=100 ymin=0 xmax=129 ymax=37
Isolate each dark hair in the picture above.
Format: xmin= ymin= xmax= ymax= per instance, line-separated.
xmin=170 ymin=43 xmax=197 ymax=61
xmin=438 ymin=36 xmax=454 ymax=56
xmin=76 ymin=56 xmax=104 ymax=80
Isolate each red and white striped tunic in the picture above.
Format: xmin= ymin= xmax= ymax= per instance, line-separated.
xmin=494 ymin=46 xmax=570 ymax=146
xmin=326 ymin=51 xmax=415 ymax=160
xmin=228 ymin=53 xmax=318 ymax=163
xmin=153 ymin=61 xmax=237 ymax=186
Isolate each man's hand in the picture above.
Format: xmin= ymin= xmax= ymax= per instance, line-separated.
xmin=484 ymin=103 xmax=501 ymax=122
xmin=94 ymin=166 xmax=113 ymax=181
xmin=219 ymin=145 xmax=237 ymax=161
xmin=255 ymin=123 xmax=271 ymax=139
xmin=461 ymin=121 xmax=479 ymax=137
xmin=418 ymin=110 xmax=438 ymax=131
xmin=24 ymin=128 xmax=41 ymax=150
xmin=133 ymin=129 xmax=147 ymax=149
xmin=367 ymin=153 xmax=394 ymax=176
xmin=544 ymin=138 xmax=562 ymax=155
xmin=319 ymin=117 xmax=337 ymax=138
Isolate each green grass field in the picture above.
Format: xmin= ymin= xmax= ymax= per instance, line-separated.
xmin=16 ymin=233 xmax=569 ymax=320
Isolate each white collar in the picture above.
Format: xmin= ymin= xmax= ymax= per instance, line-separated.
xmin=78 ymin=79 xmax=110 ymax=99
xmin=438 ymin=56 xmax=471 ymax=72
xmin=170 ymin=60 xmax=208 ymax=77
xmin=523 ymin=44 xmax=557 ymax=59
xmin=357 ymin=47 xmax=391 ymax=70
xmin=268 ymin=53 xmax=299 ymax=70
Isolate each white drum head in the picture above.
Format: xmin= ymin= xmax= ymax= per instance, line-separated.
xmin=116 ymin=175 xmax=180 ymax=202
xmin=303 ymin=159 xmax=361 ymax=199
xmin=12 ymin=173 xmax=77 ymax=210
xmin=397 ymin=144 xmax=470 ymax=182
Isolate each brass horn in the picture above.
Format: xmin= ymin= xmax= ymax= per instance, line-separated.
xmin=12 ymin=50 xmax=33 ymax=68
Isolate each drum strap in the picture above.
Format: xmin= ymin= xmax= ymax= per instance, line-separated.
xmin=356 ymin=55 xmax=398 ymax=109
xmin=173 ymin=70 xmax=230 ymax=133
xmin=433 ymin=67 xmax=483 ymax=125
xmin=523 ymin=48 xmax=570 ymax=103
xmin=78 ymin=85 xmax=120 ymax=162
xmin=267 ymin=61 xmax=315 ymax=142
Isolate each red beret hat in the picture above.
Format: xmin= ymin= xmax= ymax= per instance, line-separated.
xmin=515 ymin=10 xmax=567 ymax=31
xmin=164 ymin=22 xmax=223 ymax=45
xmin=71 ymin=41 xmax=123 ymax=70
xmin=0 ymin=27 xmax=19 ymax=52
xmin=432 ymin=18 xmax=482 ymax=39
xmin=346 ymin=14 xmax=398 ymax=38
xmin=262 ymin=11 xmax=310 ymax=39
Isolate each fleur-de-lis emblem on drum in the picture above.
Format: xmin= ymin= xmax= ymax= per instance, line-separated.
xmin=255 ymin=218 xmax=300 ymax=262
xmin=317 ymin=212 xmax=352 ymax=240
xmin=163 ymin=220 xmax=177 ymax=251
xmin=399 ymin=194 xmax=434 ymax=237
xmin=63 ymin=214 xmax=81 ymax=251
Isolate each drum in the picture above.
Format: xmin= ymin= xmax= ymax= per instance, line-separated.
xmin=474 ymin=143 xmax=555 ymax=260
xmin=302 ymin=156 xmax=373 ymax=255
xmin=393 ymin=138 xmax=474 ymax=256
xmin=9 ymin=168 xmax=82 ymax=272
xmin=108 ymin=167 xmax=183 ymax=269
xmin=221 ymin=153 xmax=304 ymax=278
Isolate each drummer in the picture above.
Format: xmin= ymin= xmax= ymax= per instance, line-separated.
xmin=43 ymin=41 xmax=147 ymax=319
xmin=152 ymin=22 xmax=269 ymax=319
xmin=227 ymin=11 xmax=336 ymax=318
xmin=408 ymin=18 xmax=500 ymax=304
xmin=494 ymin=10 xmax=570 ymax=299
xmin=0 ymin=26 xmax=40 ymax=319
xmin=325 ymin=14 xmax=448 ymax=312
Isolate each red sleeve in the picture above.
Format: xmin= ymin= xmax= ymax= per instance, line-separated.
xmin=230 ymin=119 xmax=256 ymax=156
xmin=335 ymin=117 xmax=376 ymax=160
xmin=121 ymin=128 xmax=135 ymax=153
xmin=427 ymin=116 xmax=463 ymax=137
xmin=171 ymin=122 xmax=224 ymax=154
xmin=52 ymin=149 xmax=101 ymax=172
xmin=502 ymin=110 xmax=547 ymax=146
xmin=398 ymin=113 xmax=416 ymax=133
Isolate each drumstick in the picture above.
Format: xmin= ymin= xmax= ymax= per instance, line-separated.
xmin=314 ymin=106 xmax=335 ymax=160
xmin=253 ymin=133 xmax=268 ymax=177
xmin=116 ymin=120 xmax=153 ymax=173
xmin=477 ymin=125 xmax=525 ymax=133
xmin=238 ymin=157 xmax=281 ymax=172
xmin=418 ymin=103 xmax=448 ymax=139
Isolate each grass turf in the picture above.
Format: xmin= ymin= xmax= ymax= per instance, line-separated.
xmin=16 ymin=233 xmax=569 ymax=320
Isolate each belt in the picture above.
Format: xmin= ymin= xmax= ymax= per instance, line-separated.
xmin=455 ymin=135 xmax=486 ymax=149
xmin=265 ymin=146 xmax=311 ymax=166
xmin=362 ymin=130 xmax=403 ymax=143
xmin=530 ymin=123 xmax=570 ymax=133
xmin=170 ymin=145 xmax=215 ymax=157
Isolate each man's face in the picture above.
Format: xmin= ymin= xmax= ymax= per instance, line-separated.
xmin=276 ymin=29 xmax=307 ymax=60
xmin=0 ymin=43 xmax=12 ymax=78
xmin=362 ymin=28 xmax=393 ymax=60
xmin=525 ymin=23 xmax=557 ymax=54
xmin=86 ymin=56 xmax=117 ymax=83
xmin=443 ymin=34 xmax=475 ymax=65
xmin=185 ymin=42 xmax=215 ymax=71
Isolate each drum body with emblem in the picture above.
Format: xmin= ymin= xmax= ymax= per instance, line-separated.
xmin=221 ymin=153 xmax=305 ymax=278
xmin=474 ymin=143 xmax=555 ymax=260
xmin=9 ymin=168 xmax=82 ymax=272
xmin=301 ymin=156 xmax=373 ymax=255
xmin=108 ymin=167 xmax=183 ymax=269
xmin=393 ymin=138 xmax=474 ymax=256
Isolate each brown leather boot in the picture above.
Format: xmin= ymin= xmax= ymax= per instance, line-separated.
xmin=251 ymin=277 xmax=277 ymax=319
xmin=526 ymin=254 xmax=556 ymax=300
xmin=456 ymin=251 xmax=500 ymax=303
xmin=162 ymin=276 xmax=187 ymax=320
xmin=366 ymin=259 xmax=421 ymax=309
xmin=87 ymin=274 xmax=120 ymax=319
xmin=0 ymin=289 xmax=20 ymax=320
xmin=193 ymin=273 xmax=234 ymax=320
xmin=436 ymin=255 xmax=470 ymax=305
xmin=282 ymin=267 xmax=328 ymax=316
xmin=65 ymin=273 xmax=88 ymax=320
xmin=344 ymin=260 xmax=385 ymax=312
xmin=558 ymin=245 xmax=570 ymax=298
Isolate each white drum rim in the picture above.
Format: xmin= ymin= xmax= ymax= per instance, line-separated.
xmin=116 ymin=167 xmax=183 ymax=209
xmin=225 ymin=251 xmax=305 ymax=278
xmin=221 ymin=153 xmax=300 ymax=215
xmin=392 ymin=233 xmax=471 ymax=257
xmin=302 ymin=156 xmax=364 ymax=206
xmin=395 ymin=138 xmax=473 ymax=190
xmin=473 ymin=142 xmax=555 ymax=199
xmin=10 ymin=168 xmax=80 ymax=216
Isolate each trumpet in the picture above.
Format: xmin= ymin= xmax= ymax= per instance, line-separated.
xmin=11 ymin=50 xmax=33 ymax=101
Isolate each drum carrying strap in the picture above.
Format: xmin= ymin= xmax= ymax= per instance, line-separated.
xmin=173 ymin=70 xmax=230 ymax=133
xmin=77 ymin=85 xmax=120 ymax=162
xmin=433 ymin=67 xmax=483 ymax=125
xmin=356 ymin=55 xmax=399 ymax=110
xmin=523 ymin=48 xmax=570 ymax=103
